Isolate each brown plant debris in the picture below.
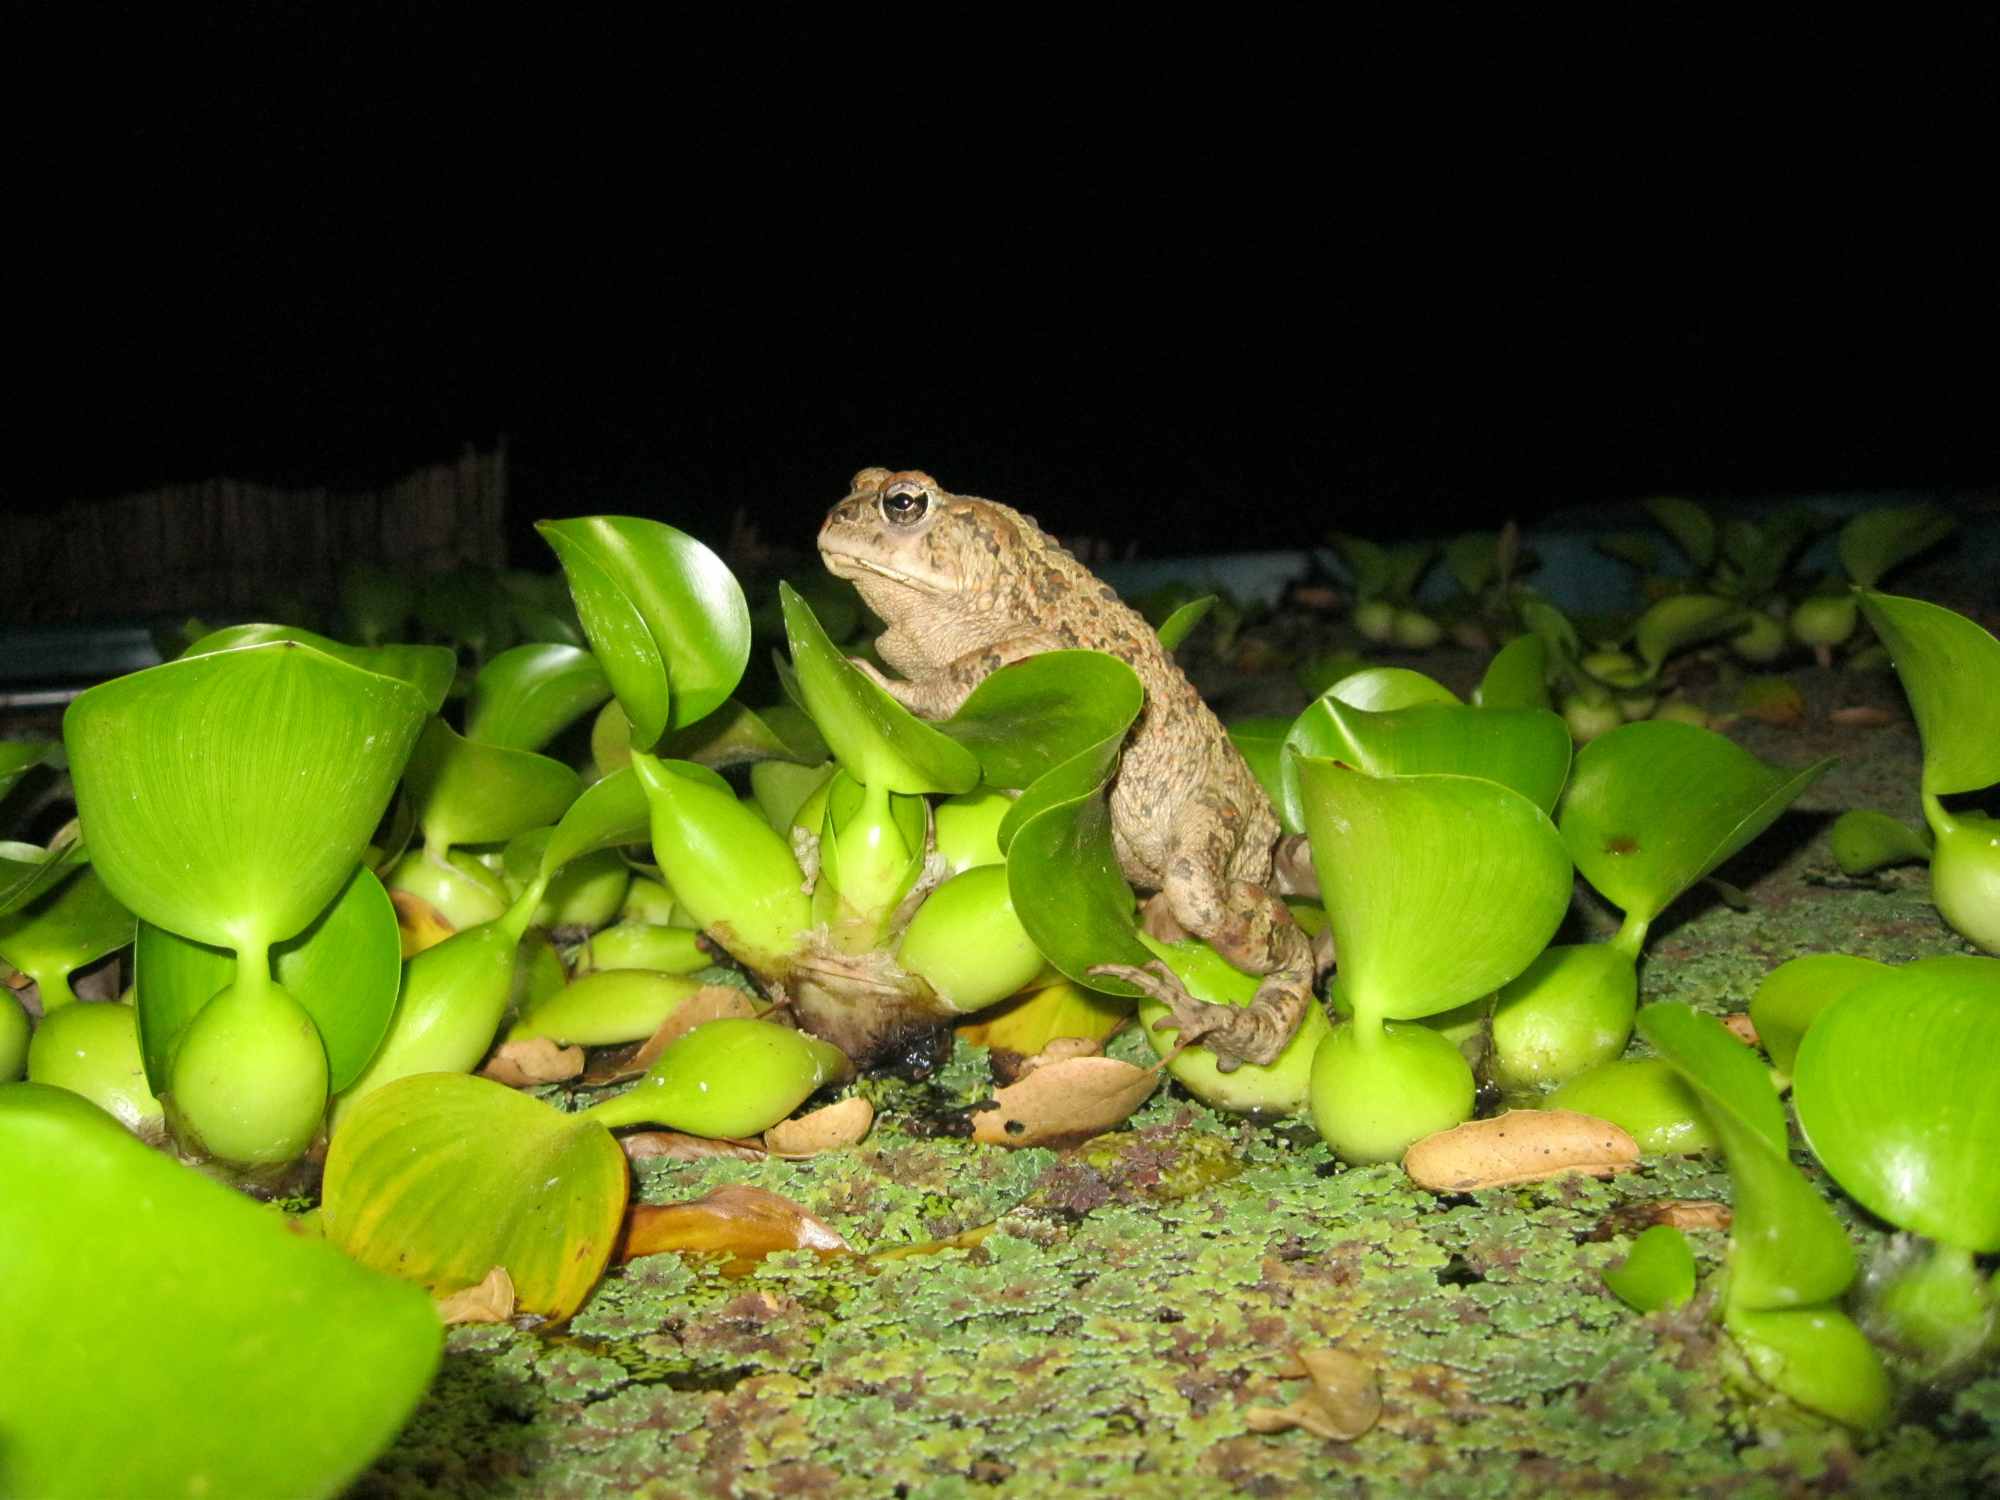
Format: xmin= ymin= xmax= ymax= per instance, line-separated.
xmin=764 ymin=1095 xmax=875 ymax=1157
xmin=1403 ymin=1109 xmax=1640 ymax=1191
xmin=1246 ymin=1344 xmax=1382 ymax=1441
xmin=620 ymin=1185 xmax=849 ymax=1270
xmin=970 ymin=1055 xmax=1159 ymax=1149
xmin=1589 ymin=1198 xmax=1734 ymax=1241
xmin=480 ymin=1037 xmax=585 ymax=1087
xmin=435 ymin=1266 xmax=515 ymax=1325
xmin=1720 ymin=1012 xmax=1759 ymax=1046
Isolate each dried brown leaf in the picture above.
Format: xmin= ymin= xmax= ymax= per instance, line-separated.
xmin=970 ymin=1055 xmax=1157 ymax=1149
xmin=1590 ymin=1198 xmax=1734 ymax=1241
xmin=1403 ymin=1109 xmax=1639 ymax=1191
xmin=620 ymin=1130 xmax=765 ymax=1163
xmin=1720 ymin=1012 xmax=1759 ymax=1046
xmin=391 ymin=888 xmax=456 ymax=958
xmin=763 ymin=1095 xmax=874 ymax=1157
xmin=480 ymin=1036 xmax=585 ymax=1087
xmin=620 ymin=1185 xmax=849 ymax=1268
xmin=1736 ymin=674 xmax=1806 ymax=726
xmin=1014 ymin=1036 xmax=1104 ymax=1079
xmin=435 ymin=1266 xmax=515 ymax=1325
xmin=586 ymin=986 xmax=762 ymax=1083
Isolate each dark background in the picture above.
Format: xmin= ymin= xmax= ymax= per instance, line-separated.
xmin=14 ymin=13 xmax=1996 ymax=564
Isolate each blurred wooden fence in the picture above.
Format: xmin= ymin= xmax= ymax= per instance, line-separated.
xmin=7 ymin=442 xmax=508 ymax=624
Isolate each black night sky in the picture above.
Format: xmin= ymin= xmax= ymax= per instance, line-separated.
xmin=16 ymin=14 xmax=1996 ymax=566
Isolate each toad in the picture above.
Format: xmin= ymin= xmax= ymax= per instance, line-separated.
xmin=819 ymin=467 xmax=1322 ymax=1068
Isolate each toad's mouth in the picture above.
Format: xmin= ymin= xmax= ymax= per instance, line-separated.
xmin=817 ymin=543 xmax=949 ymax=594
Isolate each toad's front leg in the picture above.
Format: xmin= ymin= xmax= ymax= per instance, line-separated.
xmin=852 ymin=630 xmax=1068 ymax=719
xmin=1090 ymin=799 xmax=1319 ymax=1070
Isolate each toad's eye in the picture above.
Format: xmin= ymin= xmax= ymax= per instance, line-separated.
xmin=879 ymin=483 xmax=931 ymax=527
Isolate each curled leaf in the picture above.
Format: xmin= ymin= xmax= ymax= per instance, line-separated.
xmin=1403 ymin=1109 xmax=1639 ymax=1191
xmin=971 ymin=1055 xmax=1157 ymax=1148
xmin=435 ymin=1266 xmax=516 ymax=1325
xmin=620 ymin=1185 xmax=849 ymax=1267
xmin=763 ymin=1095 xmax=875 ymax=1157
xmin=620 ymin=1131 xmax=765 ymax=1163
xmin=1246 ymin=1345 xmax=1381 ymax=1442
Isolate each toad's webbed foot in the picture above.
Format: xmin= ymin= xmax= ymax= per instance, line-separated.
xmin=1087 ymin=960 xmax=1308 ymax=1072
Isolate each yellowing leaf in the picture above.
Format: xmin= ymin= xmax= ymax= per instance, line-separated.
xmin=621 ymin=1185 xmax=849 ymax=1270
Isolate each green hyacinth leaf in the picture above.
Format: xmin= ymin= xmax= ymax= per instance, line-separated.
xmin=1645 ymin=496 xmax=1716 ymax=570
xmin=0 ymin=864 xmax=134 ymax=1010
xmin=1748 ymin=953 xmax=1891 ymax=1077
xmin=464 ymin=642 xmax=612 ymax=751
xmin=1839 ymin=503 xmax=1957 ymax=589
xmin=1856 ymin=590 xmax=2000 ymax=796
xmin=1294 ymin=757 xmax=1571 ymax=1027
xmin=65 ymin=641 xmax=429 ymax=953
xmin=1637 ymin=1003 xmax=1855 ymax=1311
xmin=0 ymin=829 xmax=89 ymax=920
xmin=1155 ymin=595 xmax=1217 ymax=651
xmin=0 ymin=739 xmax=54 ymax=801
xmin=1298 ymin=698 xmax=1571 ymax=817
xmin=1603 ymin=1224 xmax=1697 ymax=1312
xmin=1278 ymin=669 xmax=1461 ymax=833
xmin=661 ymin=697 xmax=826 ymax=771
xmin=779 ymin=583 xmax=979 ymax=795
xmin=1475 ymin=633 xmax=1551 ymax=711
xmin=1227 ymin=716 xmax=1294 ymax=829
xmin=1792 ymin=956 xmax=2000 ymax=1253
xmin=135 ymin=865 xmax=402 ymax=1094
xmin=538 ymin=766 xmax=651 ymax=882
xmin=1632 ymin=594 xmax=1746 ymax=676
xmin=1004 ymin=746 xmax=1153 ymax=996
xmin=1559 ymin=720 xmax=1833 ymax=929
xmin=940 ymin=650 xmax=1145 ymax=792
xmin=404 ymin=716 xmax=582 ymax=853
xmin=322 ymin=1071 xmax=628 ymax=1321
xmin=0 ymin=1082 xmax=441 ymax=1499
xmin=1828 ymin=808 xmax=1933 ymax=876
xmin=537 ymin=516 xmax=749 ymax=750
xmin=182 ymin=623 xmax=454 ymax=715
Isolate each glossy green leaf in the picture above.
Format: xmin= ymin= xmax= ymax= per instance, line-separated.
xmin=1155 ymin=595 xmax=1216 ymax=651
xmin=751 ymin=759 xmax=839 ymax=836
xmin=585 ymin=1017 xmax=850 ymax=1136
xmin=1792 ymin=956 xmax=2000 ymax=1252
xmin=1546 ymin=1058 xmax=1716 ymax=1155
xmin=779 ymin=582 xmax=980 ymax=794
xmin=1603 ymin=1224 xmax=1697 ymax=1312
xmin=1632 ymin=594 xmax=1746 ymax=676
xmin=1277 ymin=671 xmax=1463 ymax=833
xmin=0 ymin=829 xmax=89 ymax=919
xmin=1227 ymin=718 xmax=1292 ymax=828
xmin=631 ymin=753 xmax=811 ymax=976
xmin=939 ymin=651 xmax=1145 ymax=792
xmin=1295 ymin=758 xmax=1572 ymax=1026
xmin=404 ymin=716 xmax=582 ymax=852
xmin=464 ymin=643 xmax=612 ymax=750
xmin=1645 ymin=496 xmax=1716 ymax=569
xmin=1518 ymin=596 xmax=1583 ymax=667
xmin=181 ymin=623 xmax=455 ymax=715
xmin=1725 ymin=1304 xmax=1892 ymax=1432
xmin=135 ymin=865 xmax=403 ymax=1094
xmin=1296 ymin=699 xmax=1571 ymax=816
xmin=1856 ymin=590 xmax=2000 ymax=795
xmin=509 ymin=967 xmax=709 ymax=1046
xmin=1840 ymin=503 xmax=1957 ymax=589
xmin=1748 ymin=953 xmax=1890 ymax=1076
xmin=1559 ymin=720 xmax=1834 ymax=930
xmin=0 ymin=1082 xmax=441 ymax=1498
xmin=537 ymin=515 xmax=751 ymax=749
xmin=65 ymin=641 xmax=430 ymax=953
xmin=323 ymin=1071 xmax=627 ymax=1320
xmin=1475 ymin=634 xmax=1551 ymax=710
xmin=1637 ymin=1003 xmax=1855 ymax=1310
xmin=538 ymin=765 xmax=650 ymax=880
xmin=662 ymin=697 xmax=824 ymax=770
xmin=1004 ymin=746 xmax=1153 ymax=995
xmin=0 ymin=864 xmax=134 ymax=1009
xmin=1828 ymin=808 xmax=1933 ymax=875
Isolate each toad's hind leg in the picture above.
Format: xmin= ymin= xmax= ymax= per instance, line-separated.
xmin=1090 ymin=795 xmax=1319 ymax=1070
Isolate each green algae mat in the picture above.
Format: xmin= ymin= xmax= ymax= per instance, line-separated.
xmin=352 ymin=669 xmax=2000 ymax=1500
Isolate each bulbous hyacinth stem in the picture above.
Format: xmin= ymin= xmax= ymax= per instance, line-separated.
xmin=168 ymin=943 xmax=329 ymax=1165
